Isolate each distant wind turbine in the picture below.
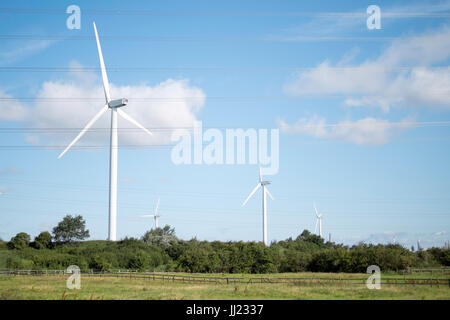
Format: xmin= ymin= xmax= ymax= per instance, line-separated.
xmin=58 ymin=22 xmax=153 ymax=241
xmin=242 ymin=167 xmax=274 ymax=246
xmin=313 ymin=203 xmax=323 ymax=238
xmin=141 ymin=198 xmax=161 ymax=229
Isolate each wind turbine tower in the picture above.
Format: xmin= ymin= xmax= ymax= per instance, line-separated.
xmin=242 ymin=167 xmax=274 ymax=246
xmin=141 ymin=198 xmax=161 ymax=229
xmin=313 ymin=203 xmax=323 ymax=238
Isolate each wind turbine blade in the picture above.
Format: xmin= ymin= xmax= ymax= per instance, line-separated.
xmin=265 ymin=187 xmax=274 ymax=200
xmin=313 ymin=202 xmax=319 ymax=218
xmin=57 ymin=105 xmax=108 ymax=159
xmin=314 ymin=219 xmax=319 ymax=233
xmin=117 ymin=109 xmax=153 ymax=136
xmin=155 ymin=197 xmax=160 ymax=215
xmin=93 ymin=22 xmax=111 ymax=103
xmin=259 ymin=166 xmax=262 ymax=183
xmin=242 ymin=183 xmax=260 ymax=206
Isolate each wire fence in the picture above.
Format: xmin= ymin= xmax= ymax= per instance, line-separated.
xmin=1 ymin=269 xmax=449 ymax=287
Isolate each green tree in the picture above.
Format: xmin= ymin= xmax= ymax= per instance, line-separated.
xmin=296 ymin=230 xmax=325 ymax=247
xmin=90 ymin=254 xmax=113 ymax=271
xmin=177 ymin=246 xmax=220 ymax=273
xmin=142 ymin=225 xmax=178 ymax=248
xmin=52 ymin=215 xmax=90 ymax=243
xmin=34 ymin=231 xmax=52 ymax=249
xmin=7 ymin=232 xmax=31 ymax=250
xmin=128 ymin=250 xmax=150 ymax=271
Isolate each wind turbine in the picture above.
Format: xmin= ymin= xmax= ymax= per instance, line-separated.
xmin=58 ymin=22 xmax=153 ymax=241
xmin=141 ymin=197 xmax=161 ymax=229
xmin=242 ymin=167 xmax=274 ymax=246
xmin=313 ymin=203 xmax=323 ymax=238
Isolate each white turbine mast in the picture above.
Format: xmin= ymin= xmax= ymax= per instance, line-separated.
xmin=242 ymin=167 xmax=274 ymax=246
xmin=141 ymin=197 xmax=161 ymax=229
xmin=58 ymin=22 xmax=153 ymax=241
xmin=313 ymin=202 xmax=323 ymax=238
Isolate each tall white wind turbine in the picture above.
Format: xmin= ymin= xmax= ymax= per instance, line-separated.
xmin=242 ymin=167 xmax=274 ymax=246
xmin=58 ymin=22 xmax=153 ymax=241
xmin=141 ymin=197 xmax=161 ymax=229
xmin=313 ymin=203 xmax=323 ymax=238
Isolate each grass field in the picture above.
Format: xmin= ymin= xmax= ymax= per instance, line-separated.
xmin=0 ymin=272 xmax=449 ymax=300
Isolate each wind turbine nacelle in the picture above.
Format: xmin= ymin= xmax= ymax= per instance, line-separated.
xmin=262 ymin=181 xmax=271 ymax=185
xmin=108 ymin=98 xmax=128 ymax=108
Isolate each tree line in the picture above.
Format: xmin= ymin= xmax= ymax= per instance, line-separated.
xmin=2 ymin=215 xmax=449 ymax=273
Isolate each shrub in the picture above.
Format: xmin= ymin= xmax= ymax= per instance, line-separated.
xmin=34 ymin=232 xmax=52 ymax=249
xmin=7 ymin=232 xmax=31 ymax=250
xmin=90 ymin=254 xmax=113 ymax=271
xmin=6 ymin=256 xmax=34 ymax=269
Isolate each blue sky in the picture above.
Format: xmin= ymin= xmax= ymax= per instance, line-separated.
xmin=0 ymin=0 xmax=449 ymax=248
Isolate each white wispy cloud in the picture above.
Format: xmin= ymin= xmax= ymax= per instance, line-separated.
xmin=0 ymin=166 xmax=22 ymax=175
xmin=269 ymin=1 xmax=450 ymax=40
xmin=0 ymin=39 xmax=56 ymax=65
xmin=279 ymin=116 xmax=414 ymax=145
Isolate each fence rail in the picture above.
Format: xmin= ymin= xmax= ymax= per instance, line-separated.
xmin=407 ymin=267 xmax=450 ymax=274
xmin=1 ymin=270 xmax=449 ymax=287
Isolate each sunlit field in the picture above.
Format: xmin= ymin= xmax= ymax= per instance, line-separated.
xmin=1 ymin=273 xmax=449 ymax=300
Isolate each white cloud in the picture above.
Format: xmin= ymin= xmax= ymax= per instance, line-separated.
xmin=279 ymin=116 xmax=414 ymax=145
xmin=26 ymin=64 xmax=206 ymax=146
xmin=0 ymin=90 xmax=29 ymax=121
xmin=284 ymin=28 xmax=450 ymax=112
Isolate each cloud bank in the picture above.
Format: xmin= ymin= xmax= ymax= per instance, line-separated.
xmin=284 ymin=27 xmax=450 ymax=112
xmin=5 ymin=63 xmax=206 ymax=147
xmin=279 ymin=116 xmax=414 ymax=145
xmin=281 ymin=27 xmax=450 ymax=145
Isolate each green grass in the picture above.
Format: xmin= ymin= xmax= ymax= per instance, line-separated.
xmin=0 ymin=273 xmax=449 ymax=300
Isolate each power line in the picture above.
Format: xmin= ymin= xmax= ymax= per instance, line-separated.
xmin=0 ymin=34 xmax=402 ymax=42
xmin=1 ymin=193 xmax=447 ymax=217
xmin=1 ymin=121 xmax=450 ymax=131
xmin=1 ymin=66 xmax=447 ymax=72
xmin=2 ymin=177 xmax=449 ymax=204
xmin=0 ymin=8 xmax=449 ymax=18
